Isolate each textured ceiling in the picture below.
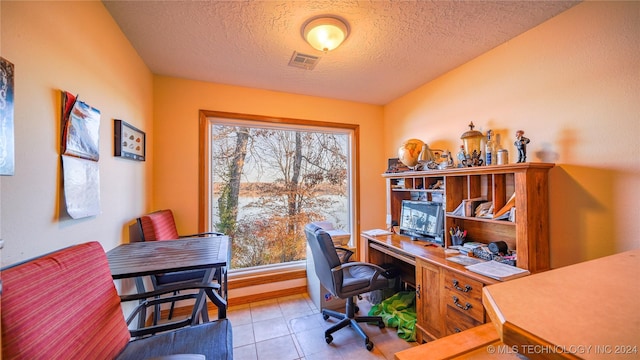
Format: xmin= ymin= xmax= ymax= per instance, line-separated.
xmin=103 ymin=0 xmax=579 ymax=105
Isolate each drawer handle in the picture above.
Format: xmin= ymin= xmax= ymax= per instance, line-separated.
xmin=452 ymin=296 xmax=472 ymax=311
xmin=452 ymin=279 xmax=472 ymax=293
xmin=454 ymin=327 xmax=462 ymax=333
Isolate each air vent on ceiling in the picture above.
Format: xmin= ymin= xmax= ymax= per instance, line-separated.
xmin=288 ymin=51 xmax=320 ymax=70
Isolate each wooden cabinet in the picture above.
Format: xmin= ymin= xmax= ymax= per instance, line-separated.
xmin=383 ymin=163 xmax=554 ymax=273
xmin=382 ymin=163 xmax=553 ymax=342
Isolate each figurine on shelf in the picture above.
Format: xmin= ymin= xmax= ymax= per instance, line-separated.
xmin=514 ymin=130 xmax=530 ymax=163
xmin=462 ymin=149 xmax=483 ymax=167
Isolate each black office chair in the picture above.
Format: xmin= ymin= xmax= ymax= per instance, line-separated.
xmin=305 ymin=223 xmax=395 ymax=351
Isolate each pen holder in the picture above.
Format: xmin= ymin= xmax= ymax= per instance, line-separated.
xmin=451 ymin=235 xmax=465 ymax=246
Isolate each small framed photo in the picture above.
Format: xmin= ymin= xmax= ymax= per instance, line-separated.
xmin=385 ymin=158 xmax=409 ymax=173
xmin=114 ymin=119 xmax=145 ymax=161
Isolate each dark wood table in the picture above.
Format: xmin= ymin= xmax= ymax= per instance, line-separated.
xmin=106 ymin=236 xmax=229 ymax=326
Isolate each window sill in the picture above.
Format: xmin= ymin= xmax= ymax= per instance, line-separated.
xmin=228 ymin=260 xmax=307 ymax=289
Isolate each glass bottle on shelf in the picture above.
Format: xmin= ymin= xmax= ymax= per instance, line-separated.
xmin=456 ymin=145 xmax=466 ymax=167
xmin=485 ymin=130 xmax=496 ymax=166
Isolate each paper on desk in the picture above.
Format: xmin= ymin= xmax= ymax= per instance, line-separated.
xmin=465 ymin=260 xmax=530 ymax=281
xmin=447 ymin=255 xmax=485 ymax=266
xmin=363 ymin=229 xmax=393 ymax=236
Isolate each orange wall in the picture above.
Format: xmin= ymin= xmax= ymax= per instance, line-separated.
xmin=152 ymin=77 xmax=384 ymax=236
xmin=0 ymin=1 xmax=153 ymax=264
xmin=384 ymin=1 xmax=640 ymax=267
xmin=1 ymin=1 xmax=638 ymax=273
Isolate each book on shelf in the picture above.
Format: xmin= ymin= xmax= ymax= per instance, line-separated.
xmin=449 ymin=202 xmax=464 ymax=216
xmin=475 ymin=201 xmax=493 ymax=218
xmin=449 ymin=197 xmax=487 ymax=217
xmin=464 ymin=198 xmax=487 ymax=217
xmin=494 ymin=193 xmax=516 ymax=219
xmin=465 ymin=260 xmax=530 ymax=281
xmin=493 ymin=207 xmax=513 ymax=221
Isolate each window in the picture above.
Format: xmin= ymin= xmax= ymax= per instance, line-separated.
xmin=200 ymin=111 xmax=358 ymax=272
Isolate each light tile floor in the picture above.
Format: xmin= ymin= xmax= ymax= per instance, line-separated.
xmin=228 ymin=293 xmax=418 ymax=360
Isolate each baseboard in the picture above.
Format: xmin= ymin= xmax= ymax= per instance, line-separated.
xmin=228 ymin=285 xmax=308 ymax=306
xmin=228 ymin=268 xmax=306 ymax=289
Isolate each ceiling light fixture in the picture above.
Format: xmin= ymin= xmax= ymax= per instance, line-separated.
xmin=302 ymin=15 xmax=350 ymax=53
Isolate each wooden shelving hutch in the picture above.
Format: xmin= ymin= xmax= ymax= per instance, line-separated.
xmin=383 ymin=162 xmax=554 ymax=273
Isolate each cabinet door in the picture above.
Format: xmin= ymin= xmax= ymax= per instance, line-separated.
xmin=416 ymin=259 xmax=443 ymax=340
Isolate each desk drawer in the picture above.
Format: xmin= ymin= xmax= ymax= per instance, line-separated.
xmin=444 ymin=289 xmax=484 ymax=322
xmin=445 ymin=305 xmax=484 ymax=335
xmin=444 ymin=270 xmax=484 ymax=323
xmin=444 ymin=270 xmax=483 ymax=301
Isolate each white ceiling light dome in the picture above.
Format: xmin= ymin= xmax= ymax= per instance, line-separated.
xmin=302 ymin=15 xmax=350 ymax=52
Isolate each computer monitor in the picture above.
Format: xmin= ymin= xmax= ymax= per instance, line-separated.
xmin=399 ymin=200 xmax=444 ymax=245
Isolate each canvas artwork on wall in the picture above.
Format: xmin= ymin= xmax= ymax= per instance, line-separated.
xmin=0 ymin=57 xmax=15 ymax=176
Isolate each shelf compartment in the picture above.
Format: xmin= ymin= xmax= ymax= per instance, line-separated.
xmin=446 ymin=217 xmax=516 ymax=250
xmin=446 ymin=215 xmax=516 ymax=226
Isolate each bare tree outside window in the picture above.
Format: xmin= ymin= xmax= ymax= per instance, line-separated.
xmin=211 ymin=123 xmax=351 ymax=269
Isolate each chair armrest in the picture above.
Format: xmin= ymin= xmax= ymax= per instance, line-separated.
xmin=119 ymin=282 xmax=220 ymax=303
xmin=120 ymin=282 xmax=226 ymax=338
xmin=179 ymin=232 xmax=224 ymax=238
xmin=332 ymin=261 xmax=389 ymax=282
xmin=335 ymin=247 xmax=354 ymax=263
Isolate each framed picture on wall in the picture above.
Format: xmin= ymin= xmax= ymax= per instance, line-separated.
xmin=114 ymin=119 xmax=145 ymax=161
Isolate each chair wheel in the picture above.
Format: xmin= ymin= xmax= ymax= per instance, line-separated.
xmin=325 ymin=334 xmax=333 ymax=344
xmin=378 ymin=321 xmax=385 ymax=329
xmin=323 ymin=314 xmax=329 ymax=321
xmin=366 ymin=340 xmax=374 ymax=351
xmin=354 ymin=305 xmax=360 ymax=313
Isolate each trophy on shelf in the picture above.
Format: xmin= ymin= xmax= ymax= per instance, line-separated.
xmin=460 ymin=122 xmax=484 ymax=167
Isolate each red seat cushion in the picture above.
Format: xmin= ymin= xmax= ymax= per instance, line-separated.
xmin=1 ymin=242 xmax=131 ymax=359
xmin=139 ymin=209 xmax=180 ymax=241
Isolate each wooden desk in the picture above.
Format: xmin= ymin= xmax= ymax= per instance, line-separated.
xmin=107 ymin=236 xmax=229 ymax=324
xmin=483 ymin=248 xmax=640 ymax=360
xmin=363 ymin=233 xmax=498 ymax=284
xmin=362 ymin=233 xmax=497 ymax=342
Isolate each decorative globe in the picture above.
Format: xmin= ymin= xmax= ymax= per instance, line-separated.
xmin=398 ymin=139 xmax=425 ymax=169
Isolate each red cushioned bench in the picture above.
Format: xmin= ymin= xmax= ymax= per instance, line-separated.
xmin=1 ymin=241 xmax=233 ymax=360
